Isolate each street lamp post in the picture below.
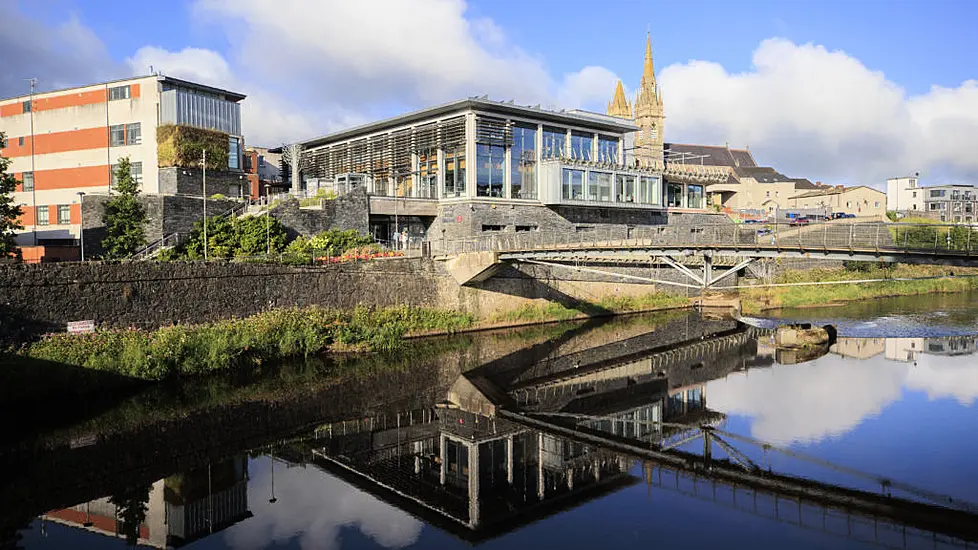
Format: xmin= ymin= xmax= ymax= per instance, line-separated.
xmin=27 ymin=78 xmax=37 ymax=246
xmin=76 ymin=192 xmax=85 ymax=262
xmin=202 ymin=149 xmax=208 ymax=260
xmin=264 ymin=184 xmax=272 ymax=255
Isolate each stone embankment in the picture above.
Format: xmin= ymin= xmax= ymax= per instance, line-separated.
xmin=0 ymin=258 xmax=691 ymax=341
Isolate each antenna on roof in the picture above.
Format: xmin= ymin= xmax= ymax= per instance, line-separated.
xmin=533 ymin=104 xmax=541 ymax=109
xmin=480 ymin=94 xmax=489 ymax=100
xmin=149 ymin=65 xmax=154 ymax=75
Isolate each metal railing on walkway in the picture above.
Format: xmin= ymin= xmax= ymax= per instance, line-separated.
xmin=429 ymin=221 xmax=978 ymax=261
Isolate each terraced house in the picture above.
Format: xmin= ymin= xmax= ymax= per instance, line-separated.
xmin=0 ymin=75 xmax=248 ymax=259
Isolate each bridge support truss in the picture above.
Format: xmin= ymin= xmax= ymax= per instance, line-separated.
xmin=521 ymin=252 xmax=755 ymax=290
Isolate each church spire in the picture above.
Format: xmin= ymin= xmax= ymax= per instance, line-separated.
xmin=642 ymin=32 xmax=656 ymax=88
xmin=607 ymin=79 xmax=632 ymax=119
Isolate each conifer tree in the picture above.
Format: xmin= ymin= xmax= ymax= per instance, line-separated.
xmin=101 ymin=157 xmax=146 ymax=259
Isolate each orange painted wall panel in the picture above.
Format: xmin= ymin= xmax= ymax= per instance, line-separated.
xmin=18 ymin=205 xmax=35 ymax=226
xmin=131 ymin=83 xmax=141 ymax=98
xmin=1 ymin=136 xmax=30 ymax=157
xmin=34 ymin=165 xmax=111 ymax=190
xmin=70 ymin=203 xmax=81 ymax=224
xmin=0 ymin=102 xmax=24 ymax=117
xmin=32 ymin=89 xmax=107 ymax=112
xmin=1 ymin=127 xmax=110 ymax=158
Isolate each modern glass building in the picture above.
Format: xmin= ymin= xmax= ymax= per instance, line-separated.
xmin=287 ymin=97 xmax=729 ymax=241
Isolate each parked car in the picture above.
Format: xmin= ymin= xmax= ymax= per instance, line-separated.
xmin=790 ymin=217 xmax=811 ymax=227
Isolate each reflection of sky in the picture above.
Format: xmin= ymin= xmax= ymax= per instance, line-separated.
xmin=221 ymin=457 xmax=423 ymax=550
xmin=708 ymin=347 xmax=978 ymax=446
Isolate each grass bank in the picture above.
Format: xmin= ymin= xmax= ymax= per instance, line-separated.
xmin=491 ymin=292 xmax=690 ymax=324
xmin=740 ymin=264 xmax=978 ymax=314
xmin=13 ymin=305 xmax=474 ymax=381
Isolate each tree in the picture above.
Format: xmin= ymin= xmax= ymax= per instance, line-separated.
xmin=101 ymin=157 xmax=146 ymax=259
xmin=182 ymin=213 xmax=287 ymax=259
xmin=109 ymin=485 xmax=151 ymax=547
xmin=0 ymin=132 xmax=23 ymax=259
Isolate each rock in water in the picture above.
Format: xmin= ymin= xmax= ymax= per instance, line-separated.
xmin=774 ymin=324 xmax=830 ymax=349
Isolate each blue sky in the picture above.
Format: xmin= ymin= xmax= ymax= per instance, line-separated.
xmin=3 ymin=0 xmax=978 ymax=186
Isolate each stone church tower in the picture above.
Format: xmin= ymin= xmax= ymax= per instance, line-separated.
xmin=608 ymin=34 xmax=664 ymax=167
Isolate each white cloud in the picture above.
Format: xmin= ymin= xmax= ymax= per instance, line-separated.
xmin=0 ymin=0 xmax=122 ymax=98
xmin=659 ymin=38 xmax=978 ymax=186
xmin=707 ymin=341 xmax=978 ymax=445
xmin=143 ymin=0 xmax=620 ymax=145
xmin=127 ymin=46 xmax=365 ymax=146
xmin=223 ymin=458 xmax=423 ymax=550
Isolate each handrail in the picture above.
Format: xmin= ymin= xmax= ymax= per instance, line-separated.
xmin=428 ymin=221 xmax=978 ymax=259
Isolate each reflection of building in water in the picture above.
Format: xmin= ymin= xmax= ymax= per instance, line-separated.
xmin=831 ymin=338 xmax=885 ymax=360
xmin=884 ymin=336 xmax=977 ymax=362
xmin=885 ymin=338 xmax=926 ymax=362
xmin=42 ymin=455 xmax=251 ymax=548
xmin=309 ymin=407 xmax=637 ymax=540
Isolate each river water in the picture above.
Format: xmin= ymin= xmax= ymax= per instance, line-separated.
xmin=3 ymin=294 xmax=978 ymax=550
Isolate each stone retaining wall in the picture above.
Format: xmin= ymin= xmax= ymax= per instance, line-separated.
xmin=0 ymin=256 xmax=711 ymax=341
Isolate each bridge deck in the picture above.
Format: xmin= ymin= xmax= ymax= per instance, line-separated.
xmin=434 ymin=221 xmax=978 ymax=266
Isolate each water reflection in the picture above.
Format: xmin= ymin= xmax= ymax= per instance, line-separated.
xmin=710 ymin=335 xmax=978 ymax=446
xmin=6 ymin=311 xmax=978 ymax=549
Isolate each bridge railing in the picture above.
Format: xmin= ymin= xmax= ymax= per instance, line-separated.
xmin=429 ymin=221 xmax=978 ymax=258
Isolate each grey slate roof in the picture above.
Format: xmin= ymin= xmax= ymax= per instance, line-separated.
xmin=789 ymin=178 xmax=818 ymax=190
xmin=663 ymin=143 xmax=758 ymax=168
xmin=732 ymin=166 xmax=790 ymax=183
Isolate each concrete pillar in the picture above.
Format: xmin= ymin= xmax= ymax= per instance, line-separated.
xmin=567 ymin=467 xmax=574 ymax=490
xmin=703 ymin=252 xmax=713 ymax=289
xmin=439 ymin=434 xmax=447 ymax=485
xmin=594 ymin=458 xmax=600 ymax=482
xmin=704 ymin=432 xmax=712 ymax=461
xmin=410 ymin=152 xmax=419 ymax=198
xmin=414 ymin=455 xmax=420 ymax=475
xmin=468 ymin=442 xmax=479 ymax=527
xmin=465 ymin=113 xmax=477 ymax=199
xmin=506 ymin=435 xmax=514 ymax=484
xmin=437 ymin=148 xmax=445 ymax=199
xmin=537 ymin=433 xmax=545 ymax=500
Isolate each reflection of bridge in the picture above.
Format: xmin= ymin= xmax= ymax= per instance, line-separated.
xmin=302 ymin=318 xmax=978 ymax=548
xmin=435 ymin=222 xmax=978 ymax=287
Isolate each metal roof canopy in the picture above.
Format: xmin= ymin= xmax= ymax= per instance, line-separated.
xmin=278 ymin=97 xmax=639 ymax=152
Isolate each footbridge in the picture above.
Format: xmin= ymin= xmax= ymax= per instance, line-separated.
xmin=434 ymin=221 xmax=978 ymax=287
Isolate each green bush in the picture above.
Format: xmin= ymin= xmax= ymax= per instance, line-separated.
xmin=284 ymin=228 xmax=374 ymax=260
xmin=180 ymin=214 xmax=288 ymax=259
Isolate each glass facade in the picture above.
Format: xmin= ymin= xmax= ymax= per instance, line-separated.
xmin=511 ymin=124 xmax=537 ymax=199
xmin=476 ymin=143 xmax=504 ymax=197
xmin=588 ymin=171 xmax=613 ymax=202
xmin=543 ymin=127 xmax=566 ymax=159
xmin=616 ymin=174 xmax=636 ymax=203
xmin=160 ymin=88 xmax=242 ymax=135
xmin=228 ymin=137 xmax=240 ymax=169
xmin=687 ymin=184 xmax=704 ymax=209
xmin=570 ymin=132 xmax=593 ymax=161
xmin=597 ymin=136 xmax=619 ymax=164
xmin=418 ymin=148 xmax=438 ymax=198
xmin=37 ymin=206 xmax=48 ymax=225
xmin=667 ymin=182 xmax=684 ymax=207
xmin=443 ymin=147 xmax=465 ymax=198
xmin=562 ymin=168 xmax=584 ymax=200
xmin=21 ymin=171 xmax=33 ymax=192
xmin=57 ymin=204 xmax=71 ymax=225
